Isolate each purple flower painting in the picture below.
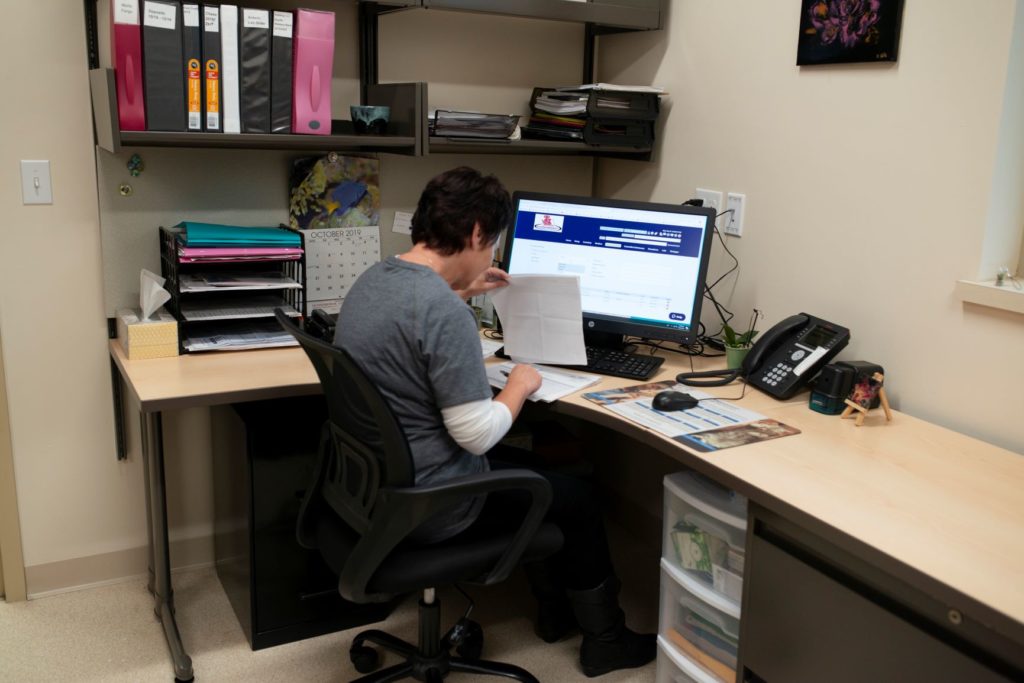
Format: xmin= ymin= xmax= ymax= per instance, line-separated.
xmin=797 ymin=0 xmax=904 ymax=65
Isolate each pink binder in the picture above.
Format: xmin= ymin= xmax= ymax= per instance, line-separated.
xmin=111 ymin=0 xmax=146 ymax=131
xmin=291 ymin=9 xmax=335 ymax=135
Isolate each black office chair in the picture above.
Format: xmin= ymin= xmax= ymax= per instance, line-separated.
xmin=275 ymin=310 xmax=563 ymax=683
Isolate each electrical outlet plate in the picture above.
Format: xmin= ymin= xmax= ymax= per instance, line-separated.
xmin=725 ymin=192 xmax=745 ymax=236
xmin=695 ymin=188 xmax=723 ymax=213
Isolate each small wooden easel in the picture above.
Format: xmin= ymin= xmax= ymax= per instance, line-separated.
xmin=841 ymin=372 xmax=893 ymax=426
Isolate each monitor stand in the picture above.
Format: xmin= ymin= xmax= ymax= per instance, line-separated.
xmin=583 ymin=329 xmax=627 ymax=352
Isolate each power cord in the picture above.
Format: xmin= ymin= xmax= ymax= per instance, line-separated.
xmin=681 ymin=200 xmax=742 ymax=356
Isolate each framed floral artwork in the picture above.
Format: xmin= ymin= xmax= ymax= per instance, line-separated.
xmin=796 ymin=0 xmax=905 ymax=65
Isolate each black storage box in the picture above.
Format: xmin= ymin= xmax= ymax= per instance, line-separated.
xmin=583 ymin=118 xmax=654 ymax=148
xmin=585 ymin=90 xmax=660 ymax=120
xmin=212 ymin=396 xmax=392 ymax=649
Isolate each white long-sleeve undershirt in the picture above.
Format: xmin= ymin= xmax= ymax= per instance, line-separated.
xmin=440 ymin=398 xmax=513 ymax=455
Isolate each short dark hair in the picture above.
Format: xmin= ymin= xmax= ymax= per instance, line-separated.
xmin=410 ymin=167 xmax=511 ymax=255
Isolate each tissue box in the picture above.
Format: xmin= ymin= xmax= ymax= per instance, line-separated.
xmin=116 ymin=308 xmax=179 ymax=360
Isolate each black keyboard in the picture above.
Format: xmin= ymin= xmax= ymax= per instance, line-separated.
xmin=492 ymin=345 xmax=664 ymax=381
xmin=583 ymin=346 xmax=664 ymax=380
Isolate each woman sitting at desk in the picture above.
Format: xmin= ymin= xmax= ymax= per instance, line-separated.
xmin=334 ymin=166 xmax=655 ymax=677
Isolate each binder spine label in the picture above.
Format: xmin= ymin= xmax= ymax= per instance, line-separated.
xmin=204 ymin=5 xmax=219 ymax=31
xmin=187 ymin=58 xmax=202 ymax=130
xmin=273 ymin=11 xmax=293 ymax=37
xmin=243 ymin=9 xmax=270 ymax=29
xmin=114 ymin=0 xmax=139 ymax=24
xmin=143 ymin=1 xmax=176 ymax=30
xmin=183 ymin=4 xmax=199 ymax=26
xmin=205 ymin=60 xmax=220 ymax=129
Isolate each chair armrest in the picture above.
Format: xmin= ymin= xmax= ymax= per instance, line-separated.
xmin=340 ymin=468 xmax=553 ymax=600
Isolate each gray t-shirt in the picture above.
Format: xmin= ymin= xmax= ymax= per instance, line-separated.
xmin=334 ymin=256 xmax=492 ymax=542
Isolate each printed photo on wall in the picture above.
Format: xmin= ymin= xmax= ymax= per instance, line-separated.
xmin=796 ymin=0 xmax=905 ymax=65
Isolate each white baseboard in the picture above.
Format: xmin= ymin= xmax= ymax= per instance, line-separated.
xmin=25 ymin=535 xmax=213 ymax=599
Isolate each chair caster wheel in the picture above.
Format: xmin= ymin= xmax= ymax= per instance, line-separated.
xmin=455 ymin=620 xmax=484 ymax=660
xmin=350 ymin=644 xmax=379 ymax=673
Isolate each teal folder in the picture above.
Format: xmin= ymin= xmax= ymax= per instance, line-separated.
xmin=177 ymin=222 xmax=301 ymax=247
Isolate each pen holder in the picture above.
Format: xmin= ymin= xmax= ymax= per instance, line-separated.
xmin=350 ymin=105 xmax=390 ymax=135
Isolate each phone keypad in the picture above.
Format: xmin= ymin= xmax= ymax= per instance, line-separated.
xmin=761 ymin=362 xmax=793 ymax=387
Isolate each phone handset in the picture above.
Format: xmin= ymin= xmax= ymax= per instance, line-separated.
xmin=741 ymin=313 xmax=809 ymax=376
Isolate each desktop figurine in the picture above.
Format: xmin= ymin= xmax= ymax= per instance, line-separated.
xmin=840 ymin=371 xmax=893 ymax=426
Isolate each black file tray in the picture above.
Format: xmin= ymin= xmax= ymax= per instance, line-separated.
xmin=583 ymin=119 xmax=654 ymax=148
xmin=159 ymin=226 xmax=305 ymax=353
xmin=585 ymin=90 xmax=660 ymax=121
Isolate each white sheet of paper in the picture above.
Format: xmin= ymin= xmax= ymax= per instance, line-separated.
xmin=490 ymin=274 xmax=586 ymax=365
xmin=391 ymin=211 xmax=413 ymax=235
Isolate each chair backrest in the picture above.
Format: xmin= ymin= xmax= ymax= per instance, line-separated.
xmin=275 ymin=311 xmax=415 ymax=551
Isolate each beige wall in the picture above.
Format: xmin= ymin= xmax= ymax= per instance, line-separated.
xmin=2 ymin=2 xmax=594 ymax=595
xmin=2 ymin=1 xmax=1021 ymax=596
xmin=597 ymin=0 xmax=1024 ymax=453
xmin=0 ymin=4 xmax=131 ymax=580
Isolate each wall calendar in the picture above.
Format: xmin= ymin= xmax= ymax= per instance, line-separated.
xmin=301 ymin=226 xmax=381 ymax=315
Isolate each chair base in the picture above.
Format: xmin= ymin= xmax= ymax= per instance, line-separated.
xmin=351 ymin=593 xmax=539 ymax=683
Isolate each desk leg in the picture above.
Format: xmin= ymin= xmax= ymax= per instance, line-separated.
xmin=110 ymin=358 xmax=128 ymax=461
xmin=142 ymin=410 xmax=194 ymax=682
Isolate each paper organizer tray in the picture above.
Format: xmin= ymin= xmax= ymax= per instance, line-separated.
xmin=158 ymin=226 xmax=305 ymax=353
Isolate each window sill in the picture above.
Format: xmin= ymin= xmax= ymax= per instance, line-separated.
xmin=955 ymin=279 xmax=1024 ymax=315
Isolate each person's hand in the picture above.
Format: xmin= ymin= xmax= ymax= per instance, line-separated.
xmin=457 ymin=267 xmax=510 ymax=300
xmin=506 ymin=363 xmax=542 ymax=395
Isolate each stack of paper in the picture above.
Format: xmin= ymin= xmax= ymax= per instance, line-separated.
xmin=178 ymin=272 xmax=302 ymax=292
xmin=177 ymin=245 xmax=303 ymax=263
xmin=533 ymin=91 xmax=588 ymax=115
xmin=182 ymin=320 xmax=298 ymax=352
xmin=431 ymin=110 xmax=519 ymax=139
xmin=486 ymin=362 xmax=601 ymax=403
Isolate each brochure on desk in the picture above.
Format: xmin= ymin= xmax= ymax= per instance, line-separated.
xmin=582 ymin=382 xmax=800 ymax=451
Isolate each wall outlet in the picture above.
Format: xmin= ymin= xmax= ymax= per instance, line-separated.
xmin=725 ymin=192 xmax=746 ymax=236
xmin=695 ymin=188 xmax=723 ymax=213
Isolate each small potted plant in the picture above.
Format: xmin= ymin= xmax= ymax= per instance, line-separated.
xmin=722 ymin=311 xmax=761 ymax=369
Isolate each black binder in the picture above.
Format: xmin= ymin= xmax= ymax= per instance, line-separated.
xmin=201 ymin=4 xmax=221 ymax=131
xmin=270 ymin=10 xmax=293 ymax=134
xmin=142 ymin=0 xmax=186 ymax=131
xmin=239 ymin=7 xmax=271 ymax=133
xmin=182 ymin=3 xmax=202 ymax=131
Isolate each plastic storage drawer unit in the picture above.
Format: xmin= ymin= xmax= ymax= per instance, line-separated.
xmin=663 ymin=471 xmax=747 ymax=605
xmin=660 ymin=559 xmax=741 ymax=683
xmin=657 ymin=635 xmax=721 ymax=683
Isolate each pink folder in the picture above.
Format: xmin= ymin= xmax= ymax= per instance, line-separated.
xmin=111 ymin=0 xmax=146 ymax=131
xmin=292 ymin=9 xmax=335 ymax=135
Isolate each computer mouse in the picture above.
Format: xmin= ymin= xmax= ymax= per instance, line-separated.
xmin=652 ymin=390 xmax=700 ymax=412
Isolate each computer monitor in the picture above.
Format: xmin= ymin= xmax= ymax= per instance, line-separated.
xmin=501 ymin=191 xmax=716 ymax=350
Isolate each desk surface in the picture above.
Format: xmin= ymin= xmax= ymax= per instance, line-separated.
xmin=110 ymin=340 xmax=1024 ymax=643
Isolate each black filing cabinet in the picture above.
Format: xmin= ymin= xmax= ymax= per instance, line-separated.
xmin=212 ymin=396 xmax=391 ymax=649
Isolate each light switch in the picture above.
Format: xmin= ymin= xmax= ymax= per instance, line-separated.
xmin=20 ymin=160 xmax=52 ymax=205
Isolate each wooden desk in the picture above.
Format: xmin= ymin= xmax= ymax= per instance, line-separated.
xmin=110 ymin=341 xmax=1024 ymax=681
xmin=109 ymin=342 xmax=320 ymax=681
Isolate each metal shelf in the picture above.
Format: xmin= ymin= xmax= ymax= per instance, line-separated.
xmin=428 ymin=135 xmax=651 ymax=159
xmin=418 ymin=0 xmax=662 ymax=31
xmin=89 ymin=70 xmax=422 ymax=155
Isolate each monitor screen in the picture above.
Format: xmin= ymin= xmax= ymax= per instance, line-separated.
xmin=502 ymin=192 xmax=716 ymax=348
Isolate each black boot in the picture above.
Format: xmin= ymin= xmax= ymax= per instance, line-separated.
xmin=523 ymin=561 xmax=577 ymax=643
xmin=567 ymin=576 xmax=656 ymax=678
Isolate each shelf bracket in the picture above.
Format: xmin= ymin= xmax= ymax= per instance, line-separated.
xmin=359 ymin=2 xmax=382 ymax=105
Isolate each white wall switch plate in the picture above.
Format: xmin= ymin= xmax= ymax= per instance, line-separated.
xmin=696 ymin=188 xmax=723 ymax=213
xmin=20 ymin=160 xmax=52 ymax=205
